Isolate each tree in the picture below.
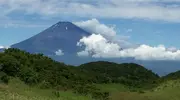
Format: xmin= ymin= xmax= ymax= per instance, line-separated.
xmin=0 ymin=55 xmax=20 ymax=76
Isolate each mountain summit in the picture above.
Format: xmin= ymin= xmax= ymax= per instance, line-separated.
xmin=11 ymin=22 xmax=91 ymax=55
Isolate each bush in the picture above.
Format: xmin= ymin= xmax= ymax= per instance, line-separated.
xmin=92 ymin=91 xmax=110 ymax=100
xmin=0 ymin=55 xmax=20 ymax=76
xmin=138 ymin=90 xmax=145 ymax=94
xmin=1 ymin=75 xmax=10 ymax=84
xmin=52 ymin=91 xmax=61 ymax=98
xmin=19 ymin=67 xmax=39 ymax=85
xmin=38 ymin=81 xmax=51 ymax=89
xmin=72 ymin=84 xmax=110 ymax=100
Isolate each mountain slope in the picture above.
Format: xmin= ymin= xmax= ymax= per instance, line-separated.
xmin=11 ymin=22 xmax=91 ymax=55
xmin=0 ymin=48 xmax=4 ymax=52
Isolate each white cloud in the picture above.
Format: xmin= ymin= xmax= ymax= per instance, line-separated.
xmin=0 ymin=46 xmax=9 ymax=49
xmin=120 ymin=45 xmax=180 ymax=60
xmin=55 ymin=49 xmax=64 ymax=56
xmin=167 ymin=47 xmax=178 ymax=52
xmin=77 ymin=34 xmax=122 ymax=58
xmin=2 ymin=23 xmax=49 ymax=28
xmin=74 ymin=19 xmax=134 ymax=48
xmin=74 ymin=18 xmax=116 ymax=38
xmin=2 ymin=0 xmax=180 ymax=22
xmin=0 ymin=46 xmax=4 ymax=49
xmin=77 ymin=34 xmax=180 ymax=60
xmin=126 ymin=29 xmax=133 ymax=33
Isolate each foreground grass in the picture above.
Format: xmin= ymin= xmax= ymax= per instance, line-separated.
xmin=0 ymin=78 xmax=92 ymax=100
xmin=1 ymin=79 xmax=180 ymax=100
xmin=109 ymin=80 xmax=180 ymax=100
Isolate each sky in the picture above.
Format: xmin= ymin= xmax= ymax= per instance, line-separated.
xmin=1 ymin=0 xmax=180 ymax=60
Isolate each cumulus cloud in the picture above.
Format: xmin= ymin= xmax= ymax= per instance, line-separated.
xmin=2 ymin=0 xmax=180 ymax=22
xmin=120 ymin=45 xmax=180 ymax=60
xmin=77 ymin=34 xmax=122 ymax=58
xmin=74 ymin=19 xmax=134 ymax=48
xmin=77 ymin=34 xmax=180 ymax=60
xmin=55 ymin=49 xmax=64 ymax=56
xmin=167 ymin=47 xmax=178 ymax=52
xmin=74 ymin=19 xmax=116 ymax=38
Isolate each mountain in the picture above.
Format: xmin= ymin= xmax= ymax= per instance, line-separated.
xmin=11 ymin=22 xmax=91 ymax=55
xmin=0 ymin=48 xmax=4 ymax=52
xmin=10 ymin=21 xmax=180 ymax=76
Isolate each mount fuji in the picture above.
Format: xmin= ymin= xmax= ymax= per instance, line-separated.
xmin=11 ymin=22 xmax=91 ymax=55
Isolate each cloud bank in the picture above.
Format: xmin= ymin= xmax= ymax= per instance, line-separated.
xmin=2 ymin=0 xmax=180 ymax=22
xmin=77 ymin=34 xmax=180 ymax=60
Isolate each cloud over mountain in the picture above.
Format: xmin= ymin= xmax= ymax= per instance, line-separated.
xmin=77 ymin=33 xmax=180 ymax=61
xmin=77 ymin=34 xmax=121 ymax=58
xmin=74 ymin=18 xmax=116 ymax=38
xmin=75 ymin=19 xmax=180 ymax=60
xmin=74 ymin=19 xmax=134 ymax=48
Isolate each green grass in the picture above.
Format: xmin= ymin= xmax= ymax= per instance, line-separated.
xmin=0 ymin=78 xmax=92 ymax=100
xmin=96 ymin=83 xmax=129 ymax=93
xmin=2 ymin=79 xmax=180 ymax=100
xmin=109 ymin=80 xmax=180 ymax=100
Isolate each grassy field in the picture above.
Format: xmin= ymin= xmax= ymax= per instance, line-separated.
xmin=105 ymin=80 xmax=180 ymax=100
xmin=1 ymin=78 xmax=180 ymax=100
xmin=0 ymin=78 xmax=92 ymax=100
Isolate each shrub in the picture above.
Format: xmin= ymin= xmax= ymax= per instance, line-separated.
xmin=138 ymin=90 xmax=145 ymax=94
xmin=92 ymin=91 xmax=110 ymax=100
xmin=1 ymin=75 xmax=10 ymax=84
xmin=52 ymin=91 xmax=61 ymax=98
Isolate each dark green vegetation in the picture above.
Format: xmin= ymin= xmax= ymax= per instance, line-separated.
xmin=163 ymin=70 xmax=180 ymax=80
xmin=0 ymin=48 xmax=180 ymax=100
xmin=80 ymin=61 xmax=159 ymax=88
xmin=0 ymin=48 xmax=109 ymax=100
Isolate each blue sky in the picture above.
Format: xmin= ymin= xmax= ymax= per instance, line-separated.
xmin=1 ymin=0 xmax=180 ymax=49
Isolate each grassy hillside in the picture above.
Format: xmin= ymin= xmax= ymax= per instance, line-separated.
xmin=110 ymin=79 xmax=180 ymax=100
xmin=1 ymin=79 xmax=180 ymax=100
xmin=0 ymin=78 xmax=92 ymax=100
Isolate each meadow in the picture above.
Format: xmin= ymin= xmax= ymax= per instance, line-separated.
xmin=1 ymin=78 xmax=180 ymax=100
